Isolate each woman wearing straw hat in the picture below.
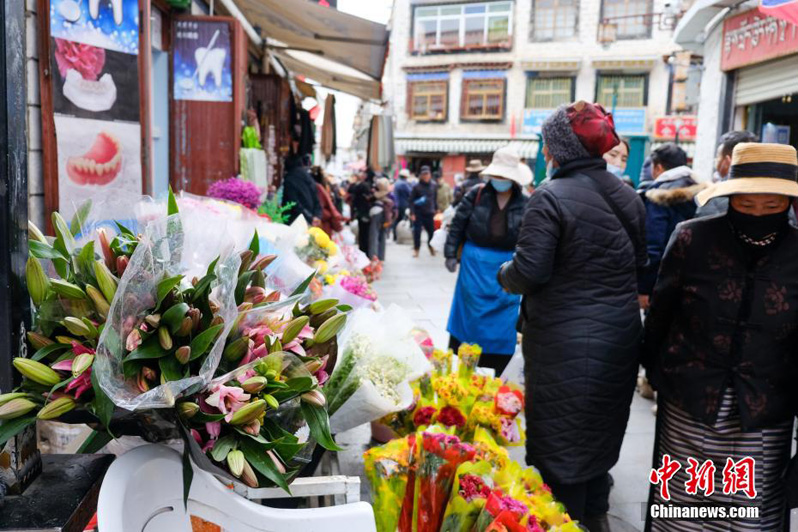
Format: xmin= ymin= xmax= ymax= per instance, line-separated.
xmin=643 ymin=142 xmax=798 ymax=531
xmin=444 ymin=146 xmax=529 ymax=375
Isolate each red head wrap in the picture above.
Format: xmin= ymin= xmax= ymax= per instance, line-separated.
xmin=566 ymin=101 xmax=620 ymax=157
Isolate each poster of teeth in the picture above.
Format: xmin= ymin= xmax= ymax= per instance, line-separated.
xmin=50 ymin=0 xmax=139 ymax=55
xmin=54 ymin=115 xmax=142 ymax=217
xmin=173 ymin=20 xmax=234 ymax=102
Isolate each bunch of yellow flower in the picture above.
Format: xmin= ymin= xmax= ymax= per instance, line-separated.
xmin=308 ymin=227 xmax=339 ymax=256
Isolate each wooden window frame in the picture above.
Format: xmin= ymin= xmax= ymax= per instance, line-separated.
xmin=525 ymin=76 xmax=575 ymax=109
xmin=407 ymin=80 xmax=449 ymax=122
xmin=594 ymin=73 xmax=649 ymax=108
xmin=530 ymin=0 xmax=580 ymax=42
xmin=599 ymin=0 xmax=653 ymax=40
xmin=460 ymin=78 xmax=506 ymax=122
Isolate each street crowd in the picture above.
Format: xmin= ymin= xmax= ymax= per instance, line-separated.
xmin=279 ymin=101 xmax=798 ymax=532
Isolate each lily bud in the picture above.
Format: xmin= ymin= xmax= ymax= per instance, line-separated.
xmin=37 ymin=396 xmax=76 ymax=420
xmin=240 ymin=459 xmax=258 ymax=488
xmin=241 ymin=376 xmax=268 ymax=394
xmin=116 ymin=255 xmax=129 ymax=277
xmin=227 ymin=449 xmax=245 ymax=477
xmin=178 ymin=401 xmax=199 ymax=419
xmin=223 ymin=337 xmax=251 ymax=362
xmin=210 ymin=316 xmax=224 ymax=327
xmin=244 ymin=286 xmax=269 ymax=304
xmin=26 ymin=257 xmax=50 ymax=306
xmin=281 ymin=316 xmax=309 ymax=345
xmin=237 ymin=302 xmax=254 ymax=313
xmin=63 ymin=317 xmax=92 ymax=338
xmin=313 ymin=314 xmax=347 ymax=345
xmin=158 ymin=327 xmax=173 ymax=351
xmin=28 ymin=220 xmax=48 ymax=244
xmin=175 ymin=316 xmax=193 ymax=337
xmin=228 ymin=399 xmax=267 ymax=425
xmin=300 ymin=390 xmax=326 ymax=408
xmin=267 ymin=450 xmax=286 ymax=475
xmin=137 ymin=369 xmax=151 ymax=392
xmin=251 ymin=254 xmax=277 ymax=271
xmin=264 ymin=290 xmax=281 ymax=303
xmin=94 ymin=260 xmax=118 ymax=303
xmin=0 ymin=392 xmax=29 ymax=407
xmin=208 ymin=298 xmax=220 ymax=314
xmin=144 ymin=314 xmax=161 ymax=328
xmin=239 ymin=250 xmax=254 ymax=274
xmin=191 ymin=276 xmax=199 ymax=286
xmin=72 ymin=353 xmax=94 ymax=378
xmin=243 ymin=419 xmax=261 ymax=436
xmin=13 ymin=358 xmax=61 ymax=386
xmin=97 ymin=228 xmax=115 ymax=272
xmin=304 ymin=359 xmax=324 ymax=374
xmin=0 ymin=398 xmax=37 ymax=420
xmin=142 ymin=366 xmax=157 ymax=382
xmin=126 ymin=329 xmax=142 ymax=352
xmin=86 ymin=285 xmax=110 ymax=319
xmin=27 ymin=332 xmax=53 ymax=351
xmin=55 ymin=335 xmax=79 ymax=345
xmin=175 ymin=345 xmax=191 ymax=364
xmin=263 ymin=394 xmax=280 ymax=410
xmin=50 ymin=279 xmax=87 ymax=300
xmin=188 ymin=308 xmax=201 ymax=331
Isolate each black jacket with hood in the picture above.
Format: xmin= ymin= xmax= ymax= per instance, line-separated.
xmin=282 ymin=156 xmax=322 ymax=224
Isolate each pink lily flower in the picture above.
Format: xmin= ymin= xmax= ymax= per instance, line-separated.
xmin=51 ymin=359 xmax=74 ymax=371
xmin=238 ymin=347 xmax=255 ymax=367
xmin=71 ymin=342 xmax=95 ymax=356
xmin=202 ymin=439 xmax=216 ymax=453
xmin=316 ymin=368 xmax=329 ymax=386
xmin=247 ymin=325 xmax=274 ymax=346
xmin=190 ymin=428 xmax=203 ymax=445
xmin=206 ymin=421 xmax=221 ymax=439
xmin=204 ymin=384 xmax=251 ymax=417
xmin=65 ymin=369 xmax=92 ymax=400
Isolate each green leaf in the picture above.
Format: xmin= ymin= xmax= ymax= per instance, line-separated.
xmin=285 ymin=376 xmax=314 ymax=394
xmin=29 ymin=240 xmax=67 ymax=260
xmin=75 ymin=241 xmax=97 ymax=285
xmin=70 ymin=200 xmax=92 ymax=237
xmin=52 ymin=257 xmax=70 ymax=280
xmin=159 ymin=356 xmax=183 ymax=382
xmin=336 ymin=304 xmax=353 ymax=313
xmin=206 ymin=256 xmax=220 ymax=278
xmin=210 ymin=434 xmax=237 ymax=462
xmin=168 ymin=187 xmax=180 ymax=216
xmin=52 ymin=212 xmax=78 ymax=255
xmin=249 ymin=230 xmax=260 ymax=256
xmin=182 ymin=446 xmax=193 ymax=510
xmin=126 ymin=334 xmax=168 ymax=361
xmin=290 ymin=272 xmax=316 ymax=297
xmin=77 ymin=429 xmax=113 ymax=454
xmin=31 ymin=343 xmax=70 ymax=362
xmin=235 ymin=270 xmax=256 ymax=305
xmin=234 ymin=427 xmax=271 ymax=445
xmin=272 ymin=438 xmax=305 ymax=462
xmin=191 ymin=411 xmax=225 ymax=423
xmin=240 ymin=438 xmax=291 ymax=493
xmin=156 ymin=274 xmax=184 ymax=308
xmin=122 ymin=360 xmax=142 ymax=380
xmin=0 ymin=416 xmax=37 ymax=447
xmin=114 ymin=221 xmax=135 ymax=238
xmin=90 ymin=368 xmax=115 ymax=434
xmin=301 ymin=401 xmax=343 ymax=451
xmin=189 ymin=324 xmax=224 ymax=360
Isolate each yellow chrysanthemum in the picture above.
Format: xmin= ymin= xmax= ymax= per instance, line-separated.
xmin=313 ymin=259 xmax=328 ymax=275
xmin=309 ymin=227 xmax=332 ymax=248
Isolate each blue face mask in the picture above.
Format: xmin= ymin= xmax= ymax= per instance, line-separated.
xmin=490 ymin=178 xmax=513 ymax=192
xmin=607 ymin=163 xmax=625 ymax=178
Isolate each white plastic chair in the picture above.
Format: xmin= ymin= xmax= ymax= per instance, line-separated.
xmin=97 ymin=444 xmax=377 ymax=532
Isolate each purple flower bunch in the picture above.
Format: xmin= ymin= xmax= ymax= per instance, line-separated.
xmin=207 ymin=177 xmax=262 ymax=210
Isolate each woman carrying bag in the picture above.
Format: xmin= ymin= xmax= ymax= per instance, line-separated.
xmin=444 ymin=146 xmax=530 ymax=375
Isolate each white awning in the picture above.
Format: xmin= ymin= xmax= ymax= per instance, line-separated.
xmin=396 ymin=137 xmax=540 ymax=159
xmin=272 ymin=50 xmax=381 ymax=101
xmin=233 ymin=0 xmax=388 ymax=80
xmin=674 ymin=0 xmax=738 ymax=49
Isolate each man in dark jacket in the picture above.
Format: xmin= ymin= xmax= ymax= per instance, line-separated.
xmin=638 ymin=143 xmax=705 ymax=306
xmin=392 ymin=169 xmax=413 ymax=240
xmin=498 ymin=102 xmax=647 ymax=530
xmin=282 ymin=154 xmax=321 ymax=225
xmin=453 ymin=159 xmax=486 ymax=206
xmin=695 ymin=130 xmax=759 ymax=218
xmin=409 ymin=166 xmax=438 ymax=257
xmin=349 ymin=169 xmax=375 ymax=254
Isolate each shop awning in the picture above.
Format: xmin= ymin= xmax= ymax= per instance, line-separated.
xmin=674 ymin=0 xmax=739 ymax=49
xmin=396 ymin=137 xmax=540 ymax=159
xmin=272 ymin=50 xmax=381 ymax=101
xmin=233 ymin=0 xmax=389 ymax=80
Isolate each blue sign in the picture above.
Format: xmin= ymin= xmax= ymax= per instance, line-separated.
xmin=611 ymin=108 xmax=647 ymax=135
xmin=523 ymin=109 xmax=554 ymax=135
xmin=762 ymin=123 xmax=791 ymax=145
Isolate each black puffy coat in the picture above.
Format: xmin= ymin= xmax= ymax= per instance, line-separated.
xmin=283 ymin=156 xmax=321 ymax=224
xmin=453 ymin=173 xmax=485 ymax=206
xmin=498 ymin=158 xmax=647 ymax=484
xmin=444 ymin=183 xmax=526 ymax=259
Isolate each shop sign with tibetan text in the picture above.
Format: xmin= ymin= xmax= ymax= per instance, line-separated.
xmin=722 ymin=9 xmax=798 ymax=70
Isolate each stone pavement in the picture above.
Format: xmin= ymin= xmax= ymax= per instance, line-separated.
xmin=336 ymin=238 xmax=656 ymax=531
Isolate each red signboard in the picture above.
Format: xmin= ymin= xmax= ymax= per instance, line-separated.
xmin=721 ymin=9 xmax=798 ymax=71
xmin=654 ymin=116 xmax=697 ymax=141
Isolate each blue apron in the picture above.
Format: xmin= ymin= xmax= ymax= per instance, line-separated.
xmin=447 ymin=241 xmax=521 ymax=355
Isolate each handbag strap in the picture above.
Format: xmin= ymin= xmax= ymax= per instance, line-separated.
xmin=578 ymin=173 xmax=638 ymax=249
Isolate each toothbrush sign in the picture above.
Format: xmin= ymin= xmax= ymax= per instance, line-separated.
xmin=173 ymin=20 xmax=234 ymax=102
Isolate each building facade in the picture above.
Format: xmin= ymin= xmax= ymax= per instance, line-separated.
xmin=383 ymin=0 xmax=693 ymax=184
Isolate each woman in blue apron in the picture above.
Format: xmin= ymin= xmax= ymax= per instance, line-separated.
xmin=444 ymin=146 xmax=531 ymax=374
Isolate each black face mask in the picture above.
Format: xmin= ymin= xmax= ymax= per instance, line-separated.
xmin=727 ymin=204 xmax=790 ymax=241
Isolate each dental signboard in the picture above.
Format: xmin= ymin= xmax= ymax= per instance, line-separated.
xmin=48 ymin=0 xmax=143 ymax=218
xmin=173 ymin=20 xmax=233 ymax=102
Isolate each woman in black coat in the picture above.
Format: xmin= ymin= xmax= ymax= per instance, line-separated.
xmin=498 ymin=102 xmax=647 ymax=529
xmin=643 ymin=142 xmax=798 ymax=531
xmin=444 ymin=146 xmax=529 ymax=375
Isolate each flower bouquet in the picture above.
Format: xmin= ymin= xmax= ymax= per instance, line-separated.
xmin=322 ymin=271 xmax=378 ymax=310
xmin=364 ymin=433 xmax=417 ymax=532
xmin=440 ymin=461 xmax=495 ymax=532
xmin=296 ymin=226 xmax=339 ymax=274
xmin=207 ymin=177 xmax=263 ymax=210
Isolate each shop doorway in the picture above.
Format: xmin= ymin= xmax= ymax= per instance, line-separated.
xmin=747 ymin=96 xmax=798 ymax=146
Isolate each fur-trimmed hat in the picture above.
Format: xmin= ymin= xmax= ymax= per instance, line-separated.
xmin=541 ymin=101 xmax=619 ymax=166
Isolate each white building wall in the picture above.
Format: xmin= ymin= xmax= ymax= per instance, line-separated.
xmin=385 ymin=0 xmax=682 ymax=144
xmin=691 ymin=23 xmax=726 ymax=182
xmin=25 ymin=0 xmax=44 ymax=230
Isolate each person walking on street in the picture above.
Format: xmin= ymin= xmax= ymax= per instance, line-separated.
xmin=444 ymin=146 xmax=529 ymax=375
xmin=435 ymin=171 xmax=454 ymax=212
xmin=349 ymin=169 xmax=374 ymax=255
xmin=497 ymin=101 xmax=647 ymax=529
xmin=409 ymin=166 xmax=438 ymax=257
xmin=283 ymin=154 xmax=322 ymax=226
xmin=393 ymin=169 xmax=413 ymax=240
xmin=453 ymin=160 xmax=486 ymax=206
xmin=638 ymin=143 xmax=705 ymax=309
xmin=643 ymin=143 xmax=798 ymax=531
xmin=312 ymin=166 xmax=343 ymax=236
xmin=367 ymin=178 xmax=395 ymax=262
xmin=695 ymin=131 xmax=758 ymax=218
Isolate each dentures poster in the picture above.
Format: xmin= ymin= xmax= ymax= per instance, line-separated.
xmin=173 ymin=20 xmax=233 ymax=102
xmin=48 ymin=0 xmax=142 ymax=216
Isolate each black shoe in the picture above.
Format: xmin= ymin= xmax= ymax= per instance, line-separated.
xmin=581 ymin=513 xmax=611 ymax=532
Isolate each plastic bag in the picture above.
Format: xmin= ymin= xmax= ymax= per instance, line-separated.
xmin=440 ymin=460 xmax=495 ymax=532
xmin=429 ymin=228 xmax=447 ymax=253
xmin=95 ymin=213 xmax=240 ymax=410
xmin=500 ymin=345 xmax=525 ymax=388
xmin=325 ymin=306 xmax=431 ymax=433
xmin=364 ymin=432 xmax=416 ymax=532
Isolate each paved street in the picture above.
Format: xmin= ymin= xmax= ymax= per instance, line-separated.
xmin=338 ymin=237 xmax=656 ymax=531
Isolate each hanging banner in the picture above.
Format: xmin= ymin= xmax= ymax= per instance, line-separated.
xmin=49 ymin=0 xmax=142 ymax=217
xmin=721 ymin=9 xmax=798 ymax=70
xmin=173 ymin=20 xmax=234 ymax=102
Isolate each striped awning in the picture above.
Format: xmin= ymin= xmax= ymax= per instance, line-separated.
xmin=396 ymin=137 xmax=540 ymax=159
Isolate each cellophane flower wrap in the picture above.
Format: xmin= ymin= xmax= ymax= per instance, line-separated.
xmin=364 ymin=434 xmax=416 ymax=532
xmin=440 ymin=460 xmax=495 ymax=532
xmin=323 ymin=306 xmax=431 ymax=433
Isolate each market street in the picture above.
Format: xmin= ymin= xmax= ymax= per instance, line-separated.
xmin=360 ymin=239 xmax=656 ymax=531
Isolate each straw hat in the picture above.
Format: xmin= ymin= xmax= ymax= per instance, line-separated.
xmin=374 ymin=177 xmax=392 ymax=199
xmin=696 ymin=143 xmax=798 ymax=206
xmin=481 ymin=146 xmax=532 ymax=186
xmin=465 ymin=159 xmax=486 ymax=172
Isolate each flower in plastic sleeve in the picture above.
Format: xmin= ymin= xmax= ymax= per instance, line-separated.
xmin=459 ymin=474 xmax=492 ymax=502
xmin=495 ymin=385 xmax=524 ymax=417
xmin=413 ymin=406 xmax=437 ymax=427
xmin=499 ymin=417 xmax=522 ymax=444
xmin=205 ymin=384 xmax=251 ymax=418
xmin=438 ymin=405 xmax=467 ymax=428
